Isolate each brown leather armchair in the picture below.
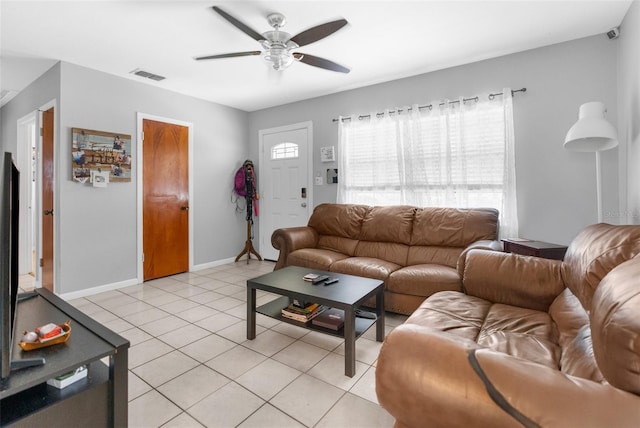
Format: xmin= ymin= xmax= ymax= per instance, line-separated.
xmin=376 ymin=223 xmax=640 ymax=427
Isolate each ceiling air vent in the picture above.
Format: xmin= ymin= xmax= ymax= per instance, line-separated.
xmin=130 ymin=69 xmax=166 ymax=81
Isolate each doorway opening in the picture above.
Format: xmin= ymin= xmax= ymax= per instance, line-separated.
xmin=16 ymin=113 xmax=37 ymax=278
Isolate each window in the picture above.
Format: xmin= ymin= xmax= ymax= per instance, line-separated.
xmin=337 ymin=91 xmax=518 ymax=237
xmin=271 ymin=142 xmax=299 ymax=160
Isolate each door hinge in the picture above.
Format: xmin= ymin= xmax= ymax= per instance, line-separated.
xmin=141 ymin=131 xmax=144 ymax=142
xmin=142 ymin=253 xmax=144 ymax=262
xmin=40 ymin=128 xmax=43 ymax=137
xmin=40 ymin=258 xmax=44 ymax=267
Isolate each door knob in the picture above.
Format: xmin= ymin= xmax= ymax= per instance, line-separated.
xmin=43 ymin=209 xmax=54 ymax=216
xmin=301 ymin=202 xmax=307 ymax=208
xmin=181 ymin=206 xmax=189 ymax=211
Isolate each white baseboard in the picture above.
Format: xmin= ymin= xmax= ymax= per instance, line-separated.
xmin=59 ymin=257 xmax=239 ymax=300
xmin=192 ymin=257 xmax=236 ymax=271
xmin=59 ymin=278 xmax=139 ymax=301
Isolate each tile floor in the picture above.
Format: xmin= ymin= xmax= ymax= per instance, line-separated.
xmin=21 ymin=261 xmax=406 ymax=427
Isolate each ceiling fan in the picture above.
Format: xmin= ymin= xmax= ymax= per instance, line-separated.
xmin=195 ymin=6 xmax=350 ymax=73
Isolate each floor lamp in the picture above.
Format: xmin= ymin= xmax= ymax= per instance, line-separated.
xmin=564 ymin=101 xmax=618 ymax=223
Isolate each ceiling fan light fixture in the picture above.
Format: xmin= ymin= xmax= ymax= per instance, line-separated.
xmin=263 ymin=49 xmax=294 ymax=71
xmin=260 ymin=33 xmax=298 ymax=71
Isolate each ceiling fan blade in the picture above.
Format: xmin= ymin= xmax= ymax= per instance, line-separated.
xmin=195 ymin=51 xmax=261 ymax=61
xmin=294 ymin=53 xmax=350 ymax=73
xmin=212 ymin=6 xmax=264 ymax=42
xmin=290 ymin=19 xmax=348 ymax=47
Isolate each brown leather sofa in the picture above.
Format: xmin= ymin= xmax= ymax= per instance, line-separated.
xmin=376 ymin=223 xmax=640 ymax=427
xmin=271 ymin=203 xmax=500 ymax=314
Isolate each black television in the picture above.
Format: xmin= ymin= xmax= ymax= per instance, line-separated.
xmin=1 ymin=152 xmax=43 ymax=382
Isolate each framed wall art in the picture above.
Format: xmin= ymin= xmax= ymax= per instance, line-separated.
xmin=71 ymin=128 xmax=132 ymax=183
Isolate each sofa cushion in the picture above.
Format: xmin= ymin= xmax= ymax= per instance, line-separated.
xmin=307 ymin=203 xmax=369 ymax=239
xmin=549 ymin=288 xmax=603 ymax=382
xmin=287 ymin=248 xmax=349 ymax=271
xmin=407 ymin=246 xmax=463 ymax=268
xmin=388 ymin=265 xmax=462 ymax=297
xmin=317 ymin=235 xmax=359 ymax=256
xmin=591 ymin=257 xmax=640 ymax=394
xmin=360 ymin=205 xmax=416 ymax=245
xmin=330 ymin=257 xmax=401 ymax=281
xmin=406 ymin=291 xmax=491 ymax=341
xmin=410 ymin=207 xmax=498 ymax=246
xmin=562 ymin=223 xmax=640 ymax=310
xmin=477 ymin=303 xmax=560 ymax=369
xmin=410 ymin=291 xmax=560 ymax=369
xmin=354 ymin=241 xmax=409 ymax=266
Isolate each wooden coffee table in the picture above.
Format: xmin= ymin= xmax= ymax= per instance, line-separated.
xmin=246 ymin=266 xmax=385 ymax=377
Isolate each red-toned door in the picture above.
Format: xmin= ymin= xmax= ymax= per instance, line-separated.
xmin=41 ymin=107 xmax=54 ymax=291
xmin=142 ymin=119 xmax=189 ymax=280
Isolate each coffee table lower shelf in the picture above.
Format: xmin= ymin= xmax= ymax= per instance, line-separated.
xmin=257 ymin=296 xmax=377 ymax=339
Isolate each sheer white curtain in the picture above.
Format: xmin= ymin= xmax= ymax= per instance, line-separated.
xmin=337 ymin=89 xmax=518 ymax=238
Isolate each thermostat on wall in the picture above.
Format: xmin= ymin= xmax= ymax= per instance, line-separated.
xmin=320 ymin=146 xmax=335 ymax=162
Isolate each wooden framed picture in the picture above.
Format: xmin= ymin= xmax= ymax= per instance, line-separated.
xmin=71 ymin=128 xmax=132 ymax=183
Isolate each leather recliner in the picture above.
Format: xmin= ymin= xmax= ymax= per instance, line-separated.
xmin=376 ymin=223 xmax=640 ymax=427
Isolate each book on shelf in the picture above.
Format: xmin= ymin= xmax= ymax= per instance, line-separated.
xmin=312 ymin=308 xmax=345 ymax=330
xmin=286 ymin=302 xmax=321 ymax=314
xmin=281 ymin=304 xmax=326 ymax=323
xmin=291 ymin=298 xmax=313 ymax=309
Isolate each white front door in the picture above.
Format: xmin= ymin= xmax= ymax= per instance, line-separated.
xmin=259 ymin=122 xmax=312 ymax=261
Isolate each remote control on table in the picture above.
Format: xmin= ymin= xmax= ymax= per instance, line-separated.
xmin=324 ymin=277 xmax=339 ymax=285
xmin=311 ymin=275 xmax=330 ymax=284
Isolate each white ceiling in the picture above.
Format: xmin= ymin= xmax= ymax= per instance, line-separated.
xmin=0 ymin=0 xmax=632 ymax=112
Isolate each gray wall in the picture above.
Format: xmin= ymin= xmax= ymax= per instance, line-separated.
xmin=2 ymin=62 xmax=249 ymax=294
xmin=248 ymin=34 xmax=619 ymax=246
xmin=1 ymin=63 xmax=61 ymax=154
xmin=618 ymin=0 xmax=640 ymax=224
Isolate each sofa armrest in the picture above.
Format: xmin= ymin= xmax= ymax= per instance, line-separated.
xmin=376 ymin=324 xmax=519 ymax=428
xmin=462 ymin=249 xmax=565 ymax=312
xmin=457 ymin=239 xmax=503 ymax=277
xmin=471 ymin=348 xmax=640 ymax=427
xmin=271 ymin=226 xmax=319 ymax=270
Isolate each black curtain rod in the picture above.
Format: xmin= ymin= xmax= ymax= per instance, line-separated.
xmin=332 ymin=87 xmax=526 ymax=123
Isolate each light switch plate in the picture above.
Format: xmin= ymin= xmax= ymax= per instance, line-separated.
xmin=315 ymin=176 xmax=323 ymax=185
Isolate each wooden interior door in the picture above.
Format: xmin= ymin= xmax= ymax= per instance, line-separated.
xmin=41 ymin=107 xmax=54 ymax=291
xmin=143 ymin=119 xmax=189 ymax=281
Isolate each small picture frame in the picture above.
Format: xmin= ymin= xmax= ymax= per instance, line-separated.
xmin=320 ymin=146 xmax=335 ymax=162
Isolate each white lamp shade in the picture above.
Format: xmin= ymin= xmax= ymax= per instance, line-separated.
xmin=564 ymin=102 xmax=618 ymax=152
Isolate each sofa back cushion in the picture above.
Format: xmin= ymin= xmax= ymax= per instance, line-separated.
xmin=359 ymin=205 xmax=416 ymax=244
xmin=562 ymin=224 xmax=640 ymax=310
xmin=590 ymin=256 xmax=640 ymax=394
xmin=407 ymin=208 xmax=498 ymax=267
xmin=410 ymin=207 xmax=499 ymax=246
xmin=308 ymin=204 xmax=369 ymax=255
xmin=308 ymin=203 xmax=369 ymax=239
xmin=352 ymin=206 xmax=415 ymax=265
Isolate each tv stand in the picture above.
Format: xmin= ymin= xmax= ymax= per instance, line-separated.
xmin=0 ymin=288 xmax=129 ymax=427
